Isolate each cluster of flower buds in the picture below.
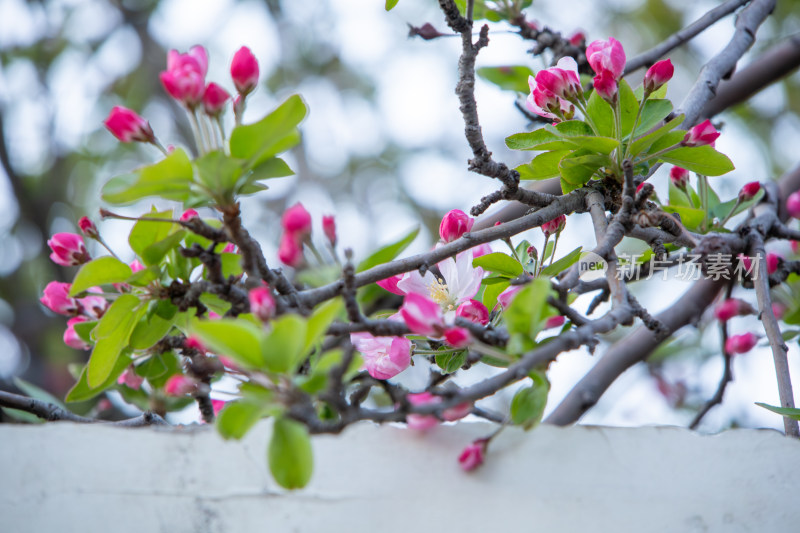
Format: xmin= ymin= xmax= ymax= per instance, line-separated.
xmin=526 ymin=57 xmax=581 ymax=121
xmin=276 ymin=203 xmax=336 ymax=268
xmin=586 ymin=37 xmax=626 ymax=103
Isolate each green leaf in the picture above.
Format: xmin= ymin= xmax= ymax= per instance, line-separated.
xmin=190 ymin=318 xmax=265 ymax=368
xmin=304 ymin=299 xmax=344 ymax=353
xmin=435 ymin=350 xmax=467 ymax=374
xmin=473 ymin=252 xmax=523 ymax=277
xmin=504 ymin=278 xmax=551 ymax=339
xmin=585 ymin=90 xmax=614 ymax=137
xmin=510 ymin=372 xmax=550 ymax=429
xmin=66 ymin=352 xmax=132 ymax=403
xmin=711 ymin=189 xmax=765 ymax=222
xmin=244 ymin=157 xmax=293 ymax=183
xmin=633 ymin=99 xmax=673 ymax=137
xmin=516 ymin=150 xmax=570 ymax=180
xmin=618 ymin=79 xmax=640 ymax=137
xmin=101 ymin=148 xmax=194 ymax=205
xmin=262 ymin=314 xmax=308 ymax=373
xmin=482 ymin=279 xmax=510 ymax=310
xmin=216 ymin=401 xmax=266 ymax=440
xmin=230 ymin=95 xmax=307 ymax=168
xmin=656 ymin=145 xmax=735 ymax=176
xmin=269 ymin=417 xmax=314 ymax=489
xmin=667 ymin=176 xmax=695 ymax=208
xmin=70 ymin=257 xmax=133 ymax=296
xmin=385 ymin=0 xmax=399 ymax=10
xmin=628 ymin=113 xmax=684 ymax=157
xmin=128 ymin=209 xmax=186 ymax=266
xmin=477 ymin=66 xmax=534 ymax=93
xmin=93 ymin=294 xmax=141 ymax=339
xmin=136 ymin=350 xmax=182 ymax=389
xmin=506 ymin=128 xmax=572 ymax=151
xmin=540 ymin=246 xmax=583 ymax=277
xmin=127 ymin=266 xmax=160 ymax=287
xmin=559 ymin=152 xmax=608 ymax=192
xmin=129 ymin=301 xmax=177 ymax=350
xmin=552 ymin=120 xmax=593 ymax=137
xmin=219 ymin=252 xmax=243 ymax=278
xmin=357 ymin=226 xmax=419 ymax=272
xmin=662 ymin=205 xmax=706 ymax=231
xmin=88 ymin=295 xmax=145 ymax=387
xmin=195 ymin=150 xmax=243 ymax=198
xmin=755 ymin=402 xmax=800 ymax=421
xmin=73 ymin=320 xmax=97 ymax=343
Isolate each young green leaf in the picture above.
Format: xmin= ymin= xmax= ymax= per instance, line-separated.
xmin=506 ymin=128 xmax=572 ymax=151
xmin=269 ymin=417 xmax=314 ymax=490
xmin=435 ymin=350 xmax=467 ymax=374
xmin=190 ymin=318 xmax=265 ymax=368
xmin=504 ymin=278 xmax=551 ymax=339
xmin=101 ymin=148 xmax=194 ymax=205
xmin=585 ymin=90 xmax=614 ymax=137
xmin=230 ymin=95 xmax=307 ymax=168
xmin=516 ymin=150 xmax=570 ymax=180
xmin=70 ymin=257 xmax=133 ymax=296
xmin=540 ymin=246 xmax=583 ymax=277
xmin=262 ymin=314 xmax=308 ymax=374
xmin=632 ymin=99 xmax=673 ymax=137
xmin=385 ymin=0 xmax=399 ymax=10
xmin=657 ymin=145 xmax=735 ymax=176
xmin=628 ymin=113 xmax=685 ymax=157
xmin=216 ymin=401 xmax=267 ymax=440
xmin=618 ymin=79 xmax=640 ymax=136
xmin=357 ymin=226 xmax=419 ymax=272
xmin=755 ymin=402 xmax=800 ymax=421
xmin=66 ymin=352 xmax=132 ymax=402
xmin=473 ymin=252 xmax=523 ymax=277
xmin=510 ymin=372 xmax=550 ymax=429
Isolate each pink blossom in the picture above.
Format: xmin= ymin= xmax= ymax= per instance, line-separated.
xmin=278 ymin=233 xmax=304 ymax=267
xmin=160 ymin=46 xmax=208 ymax=107
xmin=377 ymin=274 xmax=405 ymax=295
xmin=670 ymin=166 xmax=689 ymax=189
xmin=396 ymin=252 xmax=484 ymax=315
xmin=230 ymin=46 xmax=260 ymax=95
xmin=104 ymin=106 xmax=155 ymax=143
xmin=249 ymin=286 xmax=276 ymax=322
xmin=406 ymin=392 xmax=440 ymax=430
xmin=739 ymin=181 xmax=761 ymax=202
xmin=772 ymin=302 xmax=787 ymax=320
xmin=164 ymin=374 xmax=196 ymax=396
xmin=470 ymin=243 xmax=492 ymax=258
xmin=725 ymin=333 xmax=758 ymax=355
xmin=443 ymin=402 xmax=472 ymax=421
xmin=444 ymin=326 xmax=471 ymax=348
xmin=767 ymin=253 xmax=781 ymax=275
xmin=130 ymin=259 xmax=145 ymax=273
xmin=714 ymin=298 xmax=752 ymax=322
xmin=458 ymin=439 xmax=488 ymax=472
xmin=541 ymin=214 xmax=566 ymax=237
xmin=592 ymin=68 xmax=618 ymax=102
xmin=401 ymin=293 xmax=446 ymax=337
xmin=350 ymin=332 xmax=411 ymax=380
xmin=586 ymin=37 xmax=626 ymax=80
xmin=497 ymin=285 xmax=523 ymax=309
xmin=78 ymin=216 xmax=98 ymax=239
xmin=534 ymin=57 xmax=582 ymax=101
xmin=219 ymin=356 xmax=239 ymax=370
xmin=439 ymin=209 xmax=474 ymax=243
xmin=79 ymin=292 xmax=108 ymax=320
xmin=682 ymin=119 xmax=720 ymax=147
xmin=211 ymin=399 xmax=226 ymax=416
xmin=221 ymin=243 xmax=236 ymax=254
xmin=117 ymin=367 xmax=143 ymax=390
xmin=568 ymin=31 xmax=585 ymax=47
xmin=545 ymin=315 xmax=566 ymax=329
xmin=63 ymin=316 xmax=90 ymax=350
xmin=786 ymin=191 xmax=800 ymax=218
xmin=322 ymin=215 xmax=337 ymax=246
xmin=40 ymin=282 xmax=79 ymax=316
xmin=643 ymin=59 xmax=674 ymax=94
xmin=456 ymin=299 xmax=489 ymax=325
xmin=202 ymin=82 xmax=230 ymax=116
xmin=180 ymin=209 xmax=199 ymax=222
xmin=636 ymin=182 xmax=646 ymax=195
xmin=185 ymin=336 xmax=207 ymax=352
xmin=281 ymin=203 xmax=312 ymax=236
xmin=47 ymin=233 xmax=90 ymax=267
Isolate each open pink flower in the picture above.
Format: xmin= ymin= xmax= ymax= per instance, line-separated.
xmin=586 ymin=37 xmax=626 ymax=80
xmin=160 ymin=46 xmax=208 ymax=107
xmin=104 ymin=106 xmax=155 ymax=144
xmin=643 ymin=59 xmax=673 ymax=94
xmin=535 ymin=57 xmax=582 ymax=101
xmin=396 ymin=252 xmax=484 ymax=315
xmin=682 ymin=119 xmax=720 ymax=147
xmin=439 ymin=209 xmax=474 ymax=243
xmin=350 ymin=332 xmax=411 ymax=380
xmin=63 ymin=316 xmax=90 ymax=350
xmin=47 ymin=233 xmax=90 ymax=267
xmin=376 ymin=274 xmax=405 ymax=295
xmin=401 ymin=293 xmax=446 ymax=337
xmin=455 ymin=299 xmax=489 ymax=325
xmin=40 ymin=282 xmax=79 ymax=316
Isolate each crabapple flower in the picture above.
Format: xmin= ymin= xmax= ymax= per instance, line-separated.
xmin=211 ymin=400 xmax=226 ymax=416
xmin=40 ymin=282 xmax=79 ymax=316
xmin=643 ymin=59 xmax=673 ymax=94
xmin=278 ymin=233 xmax=304 ymax=267
xmin=202 ymin=82 xmax=230 ymax=116
xmin=787 ymin=191 xmax=800 ymax=218
xmin=458 ymin=439 xmax=488 ymax=472
xmin=439 ymin=209 xmax=474 ymax=243
xmin=497 ymin=285 xmax=523 ymax=309
xmin=63 ymin=317 xmax=90 ymax=350
xmin=401 ymin=293 xmax=447 ymax=337
xmin=444 ymin=326 xmax=471 ymax=348
xmin=249 ymin=286 xmax=275 ymax=322
xmin=714 ymin=298 xmax=753 ymax=321
xmin=541 ymin=214 xmax=566 ymax=237
xmin=117 ymin=367 xmax=144 ymax=390
xmin=180 ymin=209 xmax=199 ymax=222
xmin=592 ymin=68 xmax=618 ymax=103
xmin=281 ymin=203 xmax=312 ymax=236
xmin=526 ymin=78 xmax=573 ymax=120
xmin=470 ymin=243 xmax=492 ymax=258
xmin=767 ymin=253 xmax=781 ymax=275
xmin=396 ymin=252 xmax=484 ymax=314
xmin=376 ymin=274 xmax=405 ymax=295
xmin=534 ymin=57 xmax=582 ymax=102
xmin=160 ymin=46 xmax=208 ymax=107
xmin=78 ymin=216 xmax=98 ymax=239
xmin=682 ymin=119 xmax=720 ymax=147
xmin=568 ymin=30 xmax=585 ymax=46
xmin=322 ymin=215 xmax=337 ymax=246
xmin=130 ymin=259 xmax=145 ymax=273
xmin=455 ymin=299 xmax=489 ymax=325
xmin=230 ymin=46 xmax=259 ymax=95
xmin=670 ymin=166 xmax=689 ymax=189
xmin=104 ymin=106 xmax=156 ymax=144
xmin=545 ymin=315 xmax=566 ymax=329
xmin=739 ymin=181 xmax=761 ymax=202
xmin=406 ymin=392 xmax=440 ymax=431
xmin=221 ymin=243 xmax=236 ymax=254
xmin=47 ymin=233 xmax=90 ymax=267
xmin=184 ymin=335 xmax=207 ymax=352
xmin=350 ymin=332 xmax=411 ymax=380
xmin=725 ymin=333 xmax=758 ymax=355
xmin=79 ymin=292 xmax=108 ymax=320
xmin=773 ymin=302 xmax=787 ymax=320
xmin=586 ymin=37 xmax=626 ymax=80
xmin=164 ymin=374 xmax=196 ymax=396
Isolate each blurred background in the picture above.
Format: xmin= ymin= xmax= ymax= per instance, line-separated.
xmin=1 ymin=0 xmax=799 ymax=429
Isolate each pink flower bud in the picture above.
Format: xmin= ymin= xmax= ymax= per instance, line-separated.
xmin=160 ymin=46 xmax=208 ymax=107
xmin=738 ymin=181 xmax=761 ymax=202
xmin=767 ymin=252 xmax=781 ymax=275
xmin=79 ymin=292 xmax=109 ymax=320
xmin=458 ymin=439 xmax=488 ymax=472
xmin=772 ymin=302 xmax=787 ymax=320
xmin=230 ymin=46 xmax=259 ymax=95
xmin=643 ymin=59 xmax=674 ymax=94
xmin=47 ymin=233 xmax=90 ymax=267
xmin=221 ymin=243 xmax=236 ymax=254
xmin=593 ymin=69 xmax=618 ymax=102
xmin=568 ymin=30 xmax=585 ymax=47
xmin=682 ymin=119 xmax=720 ymax=147
xmin=78 ymin=216 xmax=98 ymax=239
xmin=497 ymin=285 xmax=523 ymax=309
xmin=545 ymin=315 xmax=566 ymax=329
xmin=350 ymin=332 xmax=411 ymax=380
xmin=541 ymin=214 xmax=566 ymax=237
xmin=586 ymin=37 xmax=626 ymax=80
xmin=377 ymin=274 xmax=406 ymax=296
xmin=179 ymin=209 xmax=199 ymax=222
xmin=406 ymin=392 xmax=440 ymax=431
xmin=786 ymin=191 xmax=800 ymax=218
xmin=40 ymin=282 xmax=79 ymax=316
xmin=249 ymin=286 xmax=276 ymax=322
xmin=281 ymin=203 xmax=312 ymax=236
xmin=636 ymin=182 xmax=645 ymax=195
xmin=535 ymin=57 xmax=583 ymax=102
xmin=725 ymin=333 xmax=758 ymax=355
xmin=439 ymin=209 xmax=474 ymax=243
xmin=444 ymin=326 xmax=471 ymax=348
xmin=714 ymin=298 xmax=753 ymax=321
xmin=117 ymin=367 xmax=144 ymax=390
xmin=63 ymin=316 xmax=90 ymax=350
xmin=278 ymin=233 xmax=304 ymax=267
xmin=455 ymin=299 xmax=489 ymax=325
xmin=670 ymin=166 xmax=689 ymax=189
xmin=164 ymin=374 xmax=196 ymax=396
xmin=104 ymin=106 xmax=155 ymax=143
xmin=401 ymin=293 xmax=446 ymax=338
xmin=130 ymin=259 xmax=145 ymax=273
xmin=202 ymin=82 xmax=230 ymax=116
xmin=211 ymin=399 xmax=226 ymax=416
xmin=442 ymin=402 xmax=472 ymax=422
xmin=322 ymin=215 xmax=337 ymax=246
xmin=185 ymin=336 xmax=207 ymax=352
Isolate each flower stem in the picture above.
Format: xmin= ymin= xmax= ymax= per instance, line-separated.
xmin=635 ymin=142 xmax=682 ymax=166
xmin=623 ymin=95 xmax=648 ymax=160
xmin=718 ymin=198 xmax=741 ymax=228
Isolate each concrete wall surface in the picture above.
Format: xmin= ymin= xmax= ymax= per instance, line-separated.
xmin=1 ymin=421 xmax=798 ymax=532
